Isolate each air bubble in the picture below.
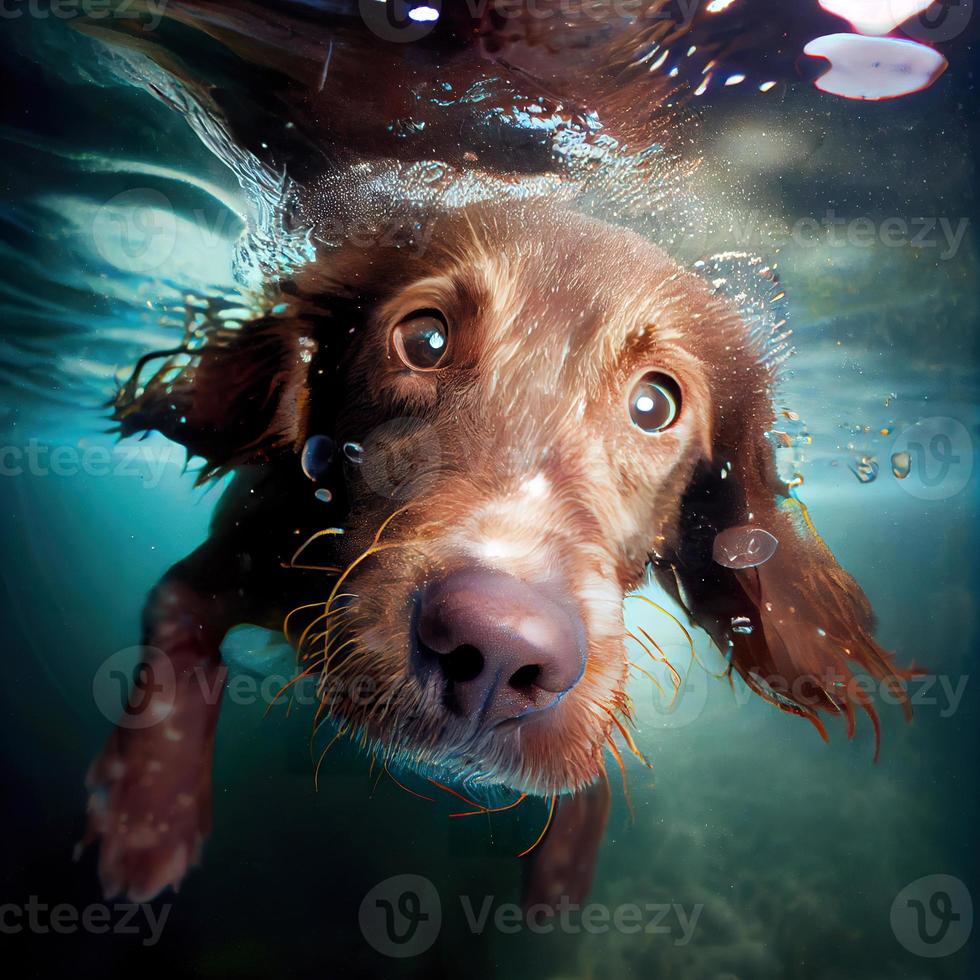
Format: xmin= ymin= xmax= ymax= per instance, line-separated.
xmin=849 ymin=456 xmax=879 ymax=483
xmin=713 ymin=526 xmax=779 ymax=569
xmin=731 ymin=616 xmax=754 ymax=635
xmin=301 ymin=435 xmax=335 ymax=482
xmin=314 ymin=488 xmax=333 ymax=504
xmin=890 ymin=451 xmax=912 ymax=480
xmin=343 ymin=441 xmax=365 ymax=465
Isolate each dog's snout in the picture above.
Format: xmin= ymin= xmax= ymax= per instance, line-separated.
xmin=415 ymin=568 xmax=586 ymax=725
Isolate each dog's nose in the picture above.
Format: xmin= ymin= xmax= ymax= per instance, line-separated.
xmin=415 ymin=568 xmax=586 ymax=725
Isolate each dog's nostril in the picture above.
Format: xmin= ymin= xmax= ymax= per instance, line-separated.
xmin=508 ymin=664 xmax=542 ymax=690
xmin=440 ymin=644 xmax=484 ymax=683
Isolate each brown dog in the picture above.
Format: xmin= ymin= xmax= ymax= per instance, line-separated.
xmin=77 ymin=0 xmax=915 ymax=907
xmin=84 ymin=202 xmax=911 ymax=904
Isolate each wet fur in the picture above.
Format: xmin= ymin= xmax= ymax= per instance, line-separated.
xmin=110 ymin=202 xmax=912 ymax=794
xmin=83 ymin=2 xmax=915 ymax=903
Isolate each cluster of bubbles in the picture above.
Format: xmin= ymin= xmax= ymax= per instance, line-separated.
xmin=301 ymin=433 xmax=368 ymax=505
xmin=848 ymin=451 xmax=914 ymax=485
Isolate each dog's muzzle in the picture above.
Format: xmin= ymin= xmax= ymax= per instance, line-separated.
xmin=412 ymin=567 xmax=587 ymax=729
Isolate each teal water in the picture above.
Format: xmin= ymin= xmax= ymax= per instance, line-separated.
xmin=0 ymin=12 xmax=977 ymax=980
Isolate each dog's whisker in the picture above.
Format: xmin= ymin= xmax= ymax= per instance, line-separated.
xmin=383 ymin=762 xmax=436 ymax=803
xmin=304 ymin=614 xmax=366 ymax=664
xmin=368 ymin=756 xmax=385 ymax=797
xmin=264 ymin=659 xmax=323 ymax=717
xmin=627 ymin=593 xmax=696 ymax=661
xmin=602 ymin=705 xmax=652 ymax=769
xmin=324 ymin=542 xmax=400 ymax=620
xmin=321 ymin=505 xmax=414 ymax=621
xmin=516 ymin=794 xmax=557 ymax=858
xmin=283 ymin=600 xmax=330 ymax=646
xmin=313 ymin=723 xmax=350 ymax=792
xmin=285 ymin=526 xmax=346 ymax=572
xmin=632 ymin=624 xmax=685 ymax=695
xmin=318 ymin=637 xmax=361 ymax=683
xmin=372 ymin=686 xmax=399 ymax=727
xmin=285 ymin=562 xmax=343 ymax=573
xmin=309 ymin=713 xmax=336 ymax=759
xmin=294 ymin=600 xmax=355 ymax=653
xmin=427 ymin=778 xmax=485 ymax=810
xmin=629 ymin=660 xmax=666 ymax=696
xmin=450 ymin=793 xmax=528 ymax=819
xmin=626 ymin=628 xmax=676 ymax=695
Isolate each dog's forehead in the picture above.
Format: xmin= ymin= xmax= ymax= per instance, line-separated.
xmin=465 ymin=222 xmax=692 ymax=371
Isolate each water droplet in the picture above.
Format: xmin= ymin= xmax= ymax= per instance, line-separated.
xmin=343 ymin=441 xmax=365 ymax=465
xmin=849 ymin=456 xmax=879 ymax=483
xmin=731 ymin=616 xmax=754 ymax=635
xmin=713 ymin=526 xmax=779 ymax=569
xmin=314 ymin=488 xmax=333 ymax=504
xmin=890 ymin=451 xmax=912 ymax=480
xmin=301 ymin=435 xmax=335 ymax=482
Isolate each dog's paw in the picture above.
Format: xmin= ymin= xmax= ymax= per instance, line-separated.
xmin=81 ymin=729 xmax=212 ymax=903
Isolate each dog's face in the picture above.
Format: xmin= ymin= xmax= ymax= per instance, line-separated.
xmin=310 ymin=208 xmax=761 ymax=795
xmin=120 ymin=203 xmax=908 ymax=795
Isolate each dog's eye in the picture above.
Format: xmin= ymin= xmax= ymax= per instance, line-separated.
xmin=628 ymin=372 xmax=681 ymax=433
xmin=392 ymin=312 xmax=449 ymax=371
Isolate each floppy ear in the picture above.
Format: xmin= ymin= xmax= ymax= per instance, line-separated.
xmin=654 ymin=388 xmax=914 ymax=758
xmin=111 ymin=298 xmax=346 ymax=482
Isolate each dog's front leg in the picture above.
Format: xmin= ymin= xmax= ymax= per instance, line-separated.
xmin=83 ymin=550 xmax=237 ymax=902
xmin=521 ymin=777 xmax=611 ymax=910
